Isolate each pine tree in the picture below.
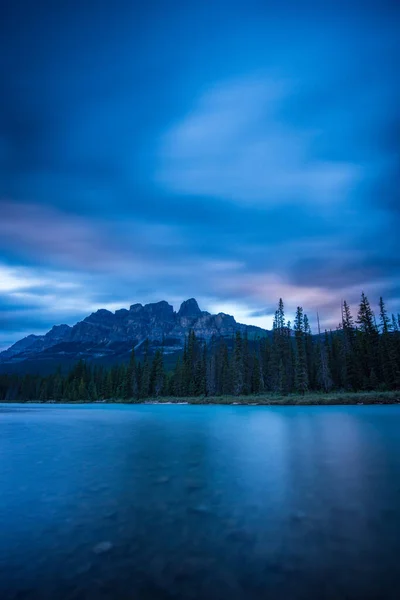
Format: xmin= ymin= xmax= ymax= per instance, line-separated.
xmin=219 ymin=341 xmax=232 ymax=395
xmin=88 ymin=378 xmax=98 ymax=401
xmin=251 ymin=351 xmax=263 ymax=394
xmin=285 ymin=319 xmax=295 ymax=393
xmin=294 ymin=306 xmax=308 ymax=394
xmin=78 ymin=377 xmax=87 ymax=400
xmin=127 ymin=347 xmax=138 ymax=399
xmin=271 ymin=298 xmax=290 ymax=393
xmin=259 ymin=337 xmax=271 ymax=391
xmin=206 ymin=348 xmax=217 ymax=396
xmin=140 ymin=357 xmax=151 ymax=399
xmin=276 ymin=298 xmax=285 ymax=329
xmin=242 ymin=330 xmax=251 ymax=394
xmin=303 ymin=314 xmax=315 ymax=388
xmin=233 ymin=331 xmax=244 ymax=395
xmin=378 ymin=297 xmax=394 ymax=389
xmin=357 ymin=292 xmax=377 ymax=335
xmin=356 ymin=292 xmax=379 ymax=387
xmin=379 ymin=297 xmax=390 ymax=334
xmin=172 ymin=356 xmax=183 ymax=397
xmin=104 ymin=370 xmax=113 ymax=399
xmin=341 ymin=300 xmax=356 ymax=389
xmin=316 ymin=312 xmax=332 ymax=392
xmin=150 ymin=349 xmax=165 ymax=397
xmin=194 ymin=343 xmax=207 ymax=396
xmin=39 ymin=379 xmax=48 ymax=401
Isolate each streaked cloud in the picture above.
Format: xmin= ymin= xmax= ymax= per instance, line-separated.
xmin=157 ymin=76 xmax=361 ymax=206
xmin=0 ymin=1 xmax=399 ymax=348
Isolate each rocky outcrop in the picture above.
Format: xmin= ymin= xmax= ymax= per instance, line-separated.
xmin=0 ymin=299 xmax=266 ymax=367
xmin=0 ymin=334 xmax=41 ymax=360
xmin=177 ymin=298 xmax=203 ymax=319
xmin=0 ymin=325 xmax=72 ymax=361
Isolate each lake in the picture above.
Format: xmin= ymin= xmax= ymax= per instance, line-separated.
xmin=1 ymin=404 xmax=400 ymax=599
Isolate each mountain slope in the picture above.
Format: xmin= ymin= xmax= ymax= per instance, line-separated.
xmin=0 ymin=298 xmax=267 ymax=373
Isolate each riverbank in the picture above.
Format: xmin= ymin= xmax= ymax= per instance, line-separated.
xmin=3 ymin=390 xmax=399 ymax=405
xmin=143 ymin=391 xmax=400 ymax=405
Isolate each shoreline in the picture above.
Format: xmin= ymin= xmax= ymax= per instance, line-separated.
xmin=2 ymin=391 xmax=400 ymax=406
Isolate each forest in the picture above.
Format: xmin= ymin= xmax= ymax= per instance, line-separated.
xmin=1 ymin=293 xmax=399 ymax=402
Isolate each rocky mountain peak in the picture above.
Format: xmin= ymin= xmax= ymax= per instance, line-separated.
xmin=84 ymin=309 xmax=114 ymax=324
xmin=0 ymin=297 xmax=267 ymax=372
xmin=143 ymin=300 xmax=174 ymax=319
xmin=178 ymin=298 xmax=202 ymax=319
xmin=45 ymin=324 xmax=71 ymax=339
xmin=129 ymin=303 xmax=143 ymax=313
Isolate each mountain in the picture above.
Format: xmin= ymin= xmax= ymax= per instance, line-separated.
xmin=0 ymin=298 xmax=266 ymax=374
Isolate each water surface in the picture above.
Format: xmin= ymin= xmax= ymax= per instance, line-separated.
xmin=1 ymin=404 xmax=400 ymax=599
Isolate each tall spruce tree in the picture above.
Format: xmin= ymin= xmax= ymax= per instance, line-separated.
xmin=232 ymin=331 xmax=244 ymax=395
xmin=140 ymin=340 xmax=151 ymax=399
xmin=127 ymin=347 xmax=138 ymax=399
xmin=316 ymin=312 xmax=332 ymax=392
xmin=294 ymin=306 xmax=308 ymax=394
xmin=356 ymin=292 xmax=379 ymax=388
xmin=150 ymin=349 xmax=165 ymax=397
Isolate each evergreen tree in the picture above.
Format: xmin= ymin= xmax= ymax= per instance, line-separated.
xmin=303 ymin=314 xmax=315 ymax=389
xmin=206 ymin=350 xmax=217 ymax=396
xmin=1 ymin=291 xmax=398 ymax=403
xmin=78 ymin=377 xmax=87 ymax=400
xmin=233 ymin=331 xmax=244 ymax=395
xmin=150 ymin=349 xmax=165 ymax=397
xmin=379 ymin=297 xmax=390 ymax=334
xmin=140 ymin=357 xmax=151 ymax=399
xmin=127 ymin=347 xmax=138 ymax=399
xmin=259 ymin=336 xmax=272 ymax=391
xmin=316 ymin=313 xmax=332 ymax=392
xmin=271 ymin=298 xmax=291 ymax=393
xmin=356 ymin=292 xmax=379 ymax=387
xmin=294 ymin=306 xmax=308 ymax=394
xmin=251 ymin=350 xmax=263 ymax=394
xmin=341 ymin=300 xmax=361 ymax=389
xmin=104 ymin=370 xmax=113 ymax=399
xmin=242 ymin=331 xmax=251 ymax=394
xmin=88 ymin=378 xmax=98 ymax=401
xmin=172 ymin=356 xmax=184 ymax=396
xmin=219 ymin=341 xmax=232 ymax=395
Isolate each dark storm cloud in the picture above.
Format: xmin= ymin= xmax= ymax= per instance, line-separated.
xmin=0 ymin=0 xmax=399 ymax=345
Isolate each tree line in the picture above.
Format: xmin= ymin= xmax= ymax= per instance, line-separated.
xmin=1 ymin=293 xmax=399 ymax=402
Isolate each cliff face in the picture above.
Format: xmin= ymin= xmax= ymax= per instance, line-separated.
xmin=0 ymin=298 xmax=266 ymax=370
xmin=0 ymin=325 xmax=72 ymax=360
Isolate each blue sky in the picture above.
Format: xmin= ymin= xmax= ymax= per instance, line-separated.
xmin=1 ymin=0 xmax=399 ymax=349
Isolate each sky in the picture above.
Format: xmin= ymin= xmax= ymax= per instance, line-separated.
xmin=1 ymin=0 xmax=399 ymax=350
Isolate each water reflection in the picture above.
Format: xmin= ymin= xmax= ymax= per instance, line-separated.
xmin=1 ymin=404 xmax=400 ymax=599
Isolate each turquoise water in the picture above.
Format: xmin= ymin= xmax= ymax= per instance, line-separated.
xmin=1 ymin=404 xmax=400 ymax=599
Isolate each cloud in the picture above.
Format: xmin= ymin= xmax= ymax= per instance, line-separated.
xmin=0 ymin=3 xmax=399 ymax=349
xmin=0 ymin=264 xmax=92 ymax=332
xmin=0 ymin=200 xmax=192 ymax=276
xmin=157 ymin=76 xmax=361 ymax=206
xmin=0 ymin=196 xmax=398 ymax=346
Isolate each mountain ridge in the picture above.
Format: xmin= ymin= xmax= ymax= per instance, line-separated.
xmin=0 ymin=298 xmax=267 ymax=372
